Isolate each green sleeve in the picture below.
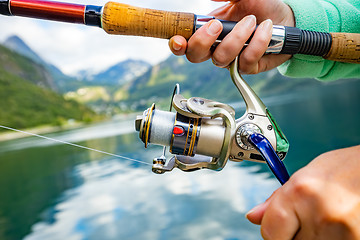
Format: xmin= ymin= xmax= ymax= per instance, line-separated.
xmin=278 ymin=0 xmax=360 ymax=81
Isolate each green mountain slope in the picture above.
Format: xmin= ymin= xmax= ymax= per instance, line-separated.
xmin=119 ymin=55 xmax=327 ymax=111
xmin=0 ymin=44 xmax=96 ymax=131
xmin=4 ymin=35 xmax=84 ymax=93
xmin=0 ymin=44 xmax=54 ymax=89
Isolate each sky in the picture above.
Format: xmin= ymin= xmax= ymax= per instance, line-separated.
xmin=0 ymin=0 xmax=224 ymax=75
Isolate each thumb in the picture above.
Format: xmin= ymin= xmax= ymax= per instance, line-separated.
xmin=246 ymin=200 xmax=270 ymax=225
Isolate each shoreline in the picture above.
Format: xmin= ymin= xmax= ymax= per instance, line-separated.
xmin=0 ymin=122 xmax=84 ymax=142
xmin=0 ymin=112 xmax=140 ymax=142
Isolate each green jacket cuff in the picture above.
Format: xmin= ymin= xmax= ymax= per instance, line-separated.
xmin=278 ymin=0 xmax=340 ymax=80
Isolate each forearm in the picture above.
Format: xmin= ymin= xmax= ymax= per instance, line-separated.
xmin=278 ymin=0 xmax=360 ymax=80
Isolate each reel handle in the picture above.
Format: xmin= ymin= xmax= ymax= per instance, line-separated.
xmin=249 ymin=133 xmax=290 ymax=185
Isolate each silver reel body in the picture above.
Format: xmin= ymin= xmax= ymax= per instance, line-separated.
xmin=135 ymin=57 xmax=289 ymax=174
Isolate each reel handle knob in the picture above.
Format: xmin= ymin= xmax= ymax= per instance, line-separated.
xmin=249 ymin=133 xmax=290 ymax=185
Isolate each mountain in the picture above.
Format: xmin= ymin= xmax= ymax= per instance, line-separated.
xmin=81 ymin=59 xmax=151 ymax=86
xmin=64 ymin=59 xmax=151 ymax=114
xmin=3 ymin=35 xmax=83 ymax=92
xmin=4 ymin=35 xmax=44 ymax=65
xmin=117 ymin=55 xmax=326 ymax=111
xmin=0 ymin=44 xmax=96 ymax=130
xmin=1 ymin=40 xmax=55 ymax=90
xmin=3 ymin=35 xmax=328 ymax=116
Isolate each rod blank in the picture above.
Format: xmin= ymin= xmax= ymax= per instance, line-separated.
xmin=10 ymin=0 xmax=85 ymax=23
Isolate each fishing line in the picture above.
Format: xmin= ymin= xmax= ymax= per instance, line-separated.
xmin=0 ymin=125 xmax=151 ymax=166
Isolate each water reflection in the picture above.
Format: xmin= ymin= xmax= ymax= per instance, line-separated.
xmin=0 ymin=78 xmax=358 ymax=240
xmin=24 ymin=159 xmax=278 ymax=240
xmin=0 ymin=126 xmax=150 ymax=240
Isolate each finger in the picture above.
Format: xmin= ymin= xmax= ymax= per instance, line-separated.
xmin=209 ymin=2 xmax=242 ymax=21
xmin=246 ymin=188 xmax=281 ymax=225
xmin=168 ymin=36 xmax=187 ymax=56
xmin=246 ymin=200 xmax=270 ymax=225
xmin=186 ymin=19 xmax=223 ymax=63
xmin=260 ymin=194 xmax=300 ymax=240
xmin=211 ymin=15 xmax=256 ymax=67
xmin=238 ymin=19 xmax=273 ymax=74
xmin=208 ymin=2 xmax=232 ymax=17
xmin=254 ymin=54 xmax=292 ymax=73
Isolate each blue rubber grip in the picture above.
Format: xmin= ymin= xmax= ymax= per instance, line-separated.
xmin=248 ymin=133 xmax=290 ymax=185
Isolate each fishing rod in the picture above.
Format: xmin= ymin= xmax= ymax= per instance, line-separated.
xmin=1 ymin=0 xmax=359 ymax=63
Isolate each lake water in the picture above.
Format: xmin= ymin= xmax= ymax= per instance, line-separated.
xmin=0 ymin=78 xmax=359 ymax=240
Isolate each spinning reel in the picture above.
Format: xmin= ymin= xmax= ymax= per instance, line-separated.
xmin=135 ymin=57 xmax=290 ymax=184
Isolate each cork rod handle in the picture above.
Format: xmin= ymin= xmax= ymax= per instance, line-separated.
xmin=101 ymin=2 xmax=360 ymax=64
xmin=102 ymin=1 xmax=194 ymax=39
xmin=324 ymin=33 xmax=360 ymax=63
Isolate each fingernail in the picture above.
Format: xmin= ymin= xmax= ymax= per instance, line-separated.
xmin=243 ymin=15 xmax=256 ymax=28
xmin=172 ymin=39 xmax=182 ymax=51
xmin=262 ymin=19 xmax=273 ymax=30
xmin=245 ymin=203 xmax=263 ymax=219
xmin=207 ymin=20 xmax=222 ymax=36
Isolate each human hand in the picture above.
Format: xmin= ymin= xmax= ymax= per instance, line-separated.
xmin=168 ymin=0 xmax=295 ymax=74
xmin=246 ymin=145 xmax=360 ymax=240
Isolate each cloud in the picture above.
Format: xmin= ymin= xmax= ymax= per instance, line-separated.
xmin=25 ymin=158 xmax=277 ymax=240
xmin=0 ymin=0 xmax=224 ymax=75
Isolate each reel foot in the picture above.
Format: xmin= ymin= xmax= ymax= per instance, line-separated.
xmin=152 ymin=156 xmax=176 ymax=174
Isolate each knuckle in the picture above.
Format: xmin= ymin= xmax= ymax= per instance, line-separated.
xmin=189 ymin=35 xmax=209 ymax=49
xmin=317 ymin=211 xmax=355 ymax=237
xmin=212 ymin=52 xmax=229 ymax=66
xmin=256 ymin=34 xmax=271 ymax=46
xmin=186 ymin=51 xmax=210 ymax=63
xmin=232 ymin=29 xmax=251 ymax=45
xmin=238 ymin=56 xmax=258 ymax=74
xmin=288 ymin=175 xmax=319 ymax=198
xmin=273 ymin=208 xmax=290 ymax=225
xmin=241 ymin=52 xmax=258 ymax=65
xmin=314 ymin=150 xmax=334 ymax=162
xmin=186 ymin=36 xmax=213 ymax=63
xmin=320 ymin=211 xmax=345 ymax=225
xmin=186 ymin=54 xmax=200 ymax=63
xmin=318 ymin=197 xmax=358 ymax=227
xmin=260 ymin=198 xmax=290 ymax=240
